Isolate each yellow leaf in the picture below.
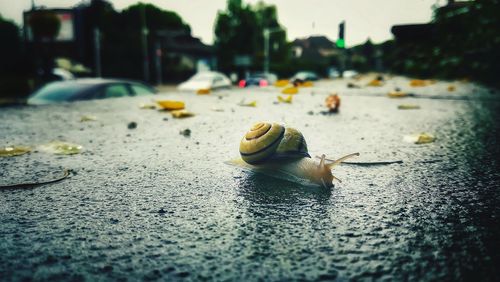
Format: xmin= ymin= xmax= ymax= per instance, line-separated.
xmin=39 ymin=141 xmax=83 ymax=155
xmin=171 ymin=109 xmax=195 ymax=118
xmin=139 ymin=103 xmax=156 ymax=109
xmin=197 ymin=88 xmax=211 ymax=95
xmin=0 ymin=146 xmax=31 ymax=157
xmin=277 ymin=95 xmax=293 ymax=103
xmin=447 ymin=85 xmax=456 ymax=92
xmin=156 ymin=100 xmax=185 ymax=110
xmin=409 ymin=79 xmax=432 ymax=87
xmin=80 ymin=115 xmax=97 ymax=122
xmin=404 ymin=133 xmax=435 ymax=144
xmin=367 ymin=79 xmax=383 ymax=87
xmin=398 ymin=104 xmax=420 ymax=110
xmin=274 ymin=80 xmax=289 ymax=87
xmin=388 ymin=91 xmax=408 ymax=98
xmin=238 ymin=100 xmax=257 ymax=107
xmin=282 ymin=87 xmax=298 ymax=94
xmin=299 ymin=81 xmax=313 ymax=87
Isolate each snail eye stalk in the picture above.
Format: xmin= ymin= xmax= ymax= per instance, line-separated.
xmin=315 ymin=153 xmax=360 ymax=169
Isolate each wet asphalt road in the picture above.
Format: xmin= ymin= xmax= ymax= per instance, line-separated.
xmin=1 ymin=75 xmax=500 ymax=281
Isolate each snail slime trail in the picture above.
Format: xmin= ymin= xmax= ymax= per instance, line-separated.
xmin=229 ymin=122 xmax=359 ymax=188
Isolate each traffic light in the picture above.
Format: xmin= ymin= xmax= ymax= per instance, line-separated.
xmin=336 ymin=21 xmax=345 ymax=48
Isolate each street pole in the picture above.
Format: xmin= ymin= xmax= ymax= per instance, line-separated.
xmin=155 ymin=41 xmax=162 ymax=85
xmin=93 ymin=28 xmax=101 ymax=77
xmin=140 ymin=6 xmax=150 ymax=82
xmin=263 ymin=27 xmax=282 ymax=74
xmin=336 ymin=21 xmax=346 ymax=78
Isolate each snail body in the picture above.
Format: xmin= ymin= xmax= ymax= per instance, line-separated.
xmin=232 ymin=122 xmax=358 ymax=188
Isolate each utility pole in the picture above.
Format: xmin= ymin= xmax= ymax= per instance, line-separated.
xmin=155 ymin=41 xmax=162 ymax=85
xmin=263 ymin=27 xmax=282 ymax=74
xmin=336 ymin=21 xmax=346 ymax=78
xmin=94 ymin=28 xmax=101 ymax=77
xmin=140 ymin=6 xmax=150 ymax=82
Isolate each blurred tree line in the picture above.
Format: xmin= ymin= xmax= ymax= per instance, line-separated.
xmin=83 ymin=0 xmax=191 ymax=80
xmin=359 ymin=0 xmax=500 ymax=87
xmin=0 ymin=14 xmax=31 ymax=102
xmin=0 ymin=0 xmax=192 ymax=102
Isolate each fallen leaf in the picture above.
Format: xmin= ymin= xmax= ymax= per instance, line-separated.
xmin=156 ymin=100 xmax=185 ymax=110
xmin=347 ymin=82 xmax=361 ymax=88
xmin=409 ymin=79 xmax=433 ymax=87
xmin=197 ymin=88 xmax=211 ymax=95
xmin=367 ymin=79 xmax=383 ymax=87
xmin=171 ymin=110 xmax=195 ymax=118
xmin=299 ymin=81 xmax=313 ymax=87
xmin=281 ymin=87 xmax=299 ymax=94
xmin=139 ymin=103 xmax=156 ymax=109
xmin=0 ymin=146 xmax=31 ymax=157
xmin=274 ymin=80 xmax=289 ymax=87
xmin=80 ymin=115 xmax=97 ymax=122
xmin=388 ymin=91 xmax=408 ymax=98
xmin=325 ymin=94 xmax=341 ymax=112
xmin=404 ymin=133 xmax=435 ymax=144
xmin=238 ymin=100 xmax=257 ymax=107
xmin=447 ymin=85 xmax=456 ymax=92
xmin=277 ymin=95 xmax=293 ymax=103
xmin=398 ymin=104 xmax=420 ymax=110
xmin=39 ymin=141 xmax=83 ymax=155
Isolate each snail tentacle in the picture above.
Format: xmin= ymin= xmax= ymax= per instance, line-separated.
xmin=315 ymin=153 xmax=360 ymax=169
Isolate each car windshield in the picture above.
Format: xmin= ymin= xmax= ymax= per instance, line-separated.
xmin=30 ymin=82 xmax=92 ymax=101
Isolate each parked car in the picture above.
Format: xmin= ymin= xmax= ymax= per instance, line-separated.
xmin=52 ymin=68 xmax=75 ymax=81
xmin=343 ymin=70 xmax=359 ymax=78
xmin=178 ymin=71 xmax=231 ymax=91
xmin=328 ymin=68 xmax=340 ymax=79
xmin=291 ymin=71 xmax=319 ymax=82
xmin=28 ymin=78 xmax=156 ymax=105
xmin=238 ymin=72 xmax=278 ymax=87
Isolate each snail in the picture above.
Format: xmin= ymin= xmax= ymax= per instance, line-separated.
xmin=228 ymin=122 xmax=359 ymax=188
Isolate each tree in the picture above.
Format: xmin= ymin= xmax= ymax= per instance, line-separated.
xmin=0 ymin=15 xmax=31 ymax=100
xmin=0 ymin=15 xmax=21 ymax=73
xmin=81 ymin=0 xmax=191 ymax=80
xmin=28 ymin=10 xmax=61 ymax=41
xmin=214 ymin=0 xmax=288 ymax=73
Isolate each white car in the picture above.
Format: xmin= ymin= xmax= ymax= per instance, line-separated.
xmin=343 ymin=70 xmax=359 ymax=78
xmin=178 ymin=71 xmax=232 ymax=91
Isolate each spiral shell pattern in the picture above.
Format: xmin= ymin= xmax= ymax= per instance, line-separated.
xmin=239 ymin=122 xmax=309 ymax=164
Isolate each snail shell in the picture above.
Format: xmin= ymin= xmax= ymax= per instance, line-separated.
xmin=239 ymin=122 xmax=310 ymax=165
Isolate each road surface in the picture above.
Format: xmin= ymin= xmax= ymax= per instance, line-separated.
xmin=1 ymin=75 xmax=499 ymax=281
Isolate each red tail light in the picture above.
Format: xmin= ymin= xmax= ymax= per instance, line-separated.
xmin=259 ymin=79 xmax=268 ymax=87
xmin=238 ymin=80 xmax=246 ymax=88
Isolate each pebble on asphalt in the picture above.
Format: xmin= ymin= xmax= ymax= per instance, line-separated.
xmin=128 ymin=122 xmax=137 ymax=129
xmin=180 ymin=129 xmax=191 ymax=137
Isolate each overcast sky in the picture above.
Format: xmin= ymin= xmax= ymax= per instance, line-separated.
xmin=0 ymin=0 xmax=443 ymax=47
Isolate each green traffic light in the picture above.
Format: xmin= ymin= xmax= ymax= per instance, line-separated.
xmin=336 ymin=39 xmax=345 ymax=48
